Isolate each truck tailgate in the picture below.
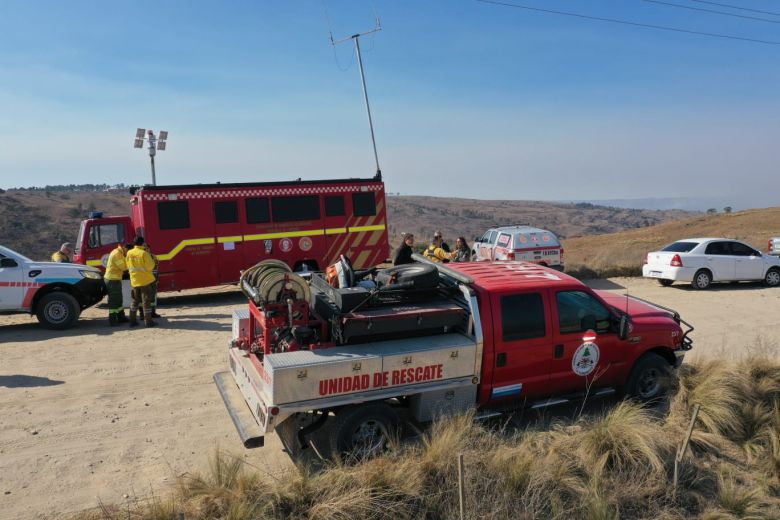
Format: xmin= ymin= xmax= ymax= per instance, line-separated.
xmin=265 ymin=333 xmax=478 ymax=405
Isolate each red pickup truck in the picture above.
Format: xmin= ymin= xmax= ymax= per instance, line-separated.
xmin=215 ymin=256 xmax=692 ymax=457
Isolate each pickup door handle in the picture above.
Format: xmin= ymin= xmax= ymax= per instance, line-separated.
xmin=554 ymin=344 xmax=564 ymax=359
xmin=496 ymin=352 xmax=507 ymax=367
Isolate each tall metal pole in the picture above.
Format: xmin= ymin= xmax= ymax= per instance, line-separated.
xmin=150 ymin=155 xmax=157 ymax=186
xmin=353 ymin=35 xmax=381 ymax=179
xmin=147 ymin=130 xmax=157 ymax=186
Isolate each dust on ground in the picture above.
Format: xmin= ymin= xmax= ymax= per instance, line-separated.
xmin=1 ymin=278 xmax=779 ymax=519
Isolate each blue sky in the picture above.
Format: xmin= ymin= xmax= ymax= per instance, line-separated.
xmin=0 ymin=0 xmax=779 ymax=206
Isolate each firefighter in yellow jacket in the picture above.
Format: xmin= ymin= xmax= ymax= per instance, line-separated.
xmin=423 ymin=234 xmax=454 ymax=263
xmin=125 ymin=237 xmax=158 ymax=327
xmin=104 ymin=243 xmax=131 ymax=326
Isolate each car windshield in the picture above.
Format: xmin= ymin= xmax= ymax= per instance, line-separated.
xmin=0 ymin=246 xmax=32 ymax=262
xmin=662 ymin=241 xmax=699 ymax=253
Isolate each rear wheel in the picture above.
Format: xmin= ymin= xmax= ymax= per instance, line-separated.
xmin=765 ymin=268 xmax=780 ymax=287
xmin=658 ymin=279 xmax=674 ymax=287
xmin=691 ymin=269 xmax=712 ymax=290
xmin=328 ymin=403 xmax=400 ymax=459
xmin=624 ymin=353 xmax=671 ymax=402
xmin=35 ymin=292 xmax=80 ymax=330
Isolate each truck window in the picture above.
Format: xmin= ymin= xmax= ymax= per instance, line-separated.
xmin=158 ymin=201 xmax=190 ymax=230
xmin=556 ymin=291 xmax=611 ymax=334
xmin=246 ymin=197 xmax=270 ymax=224
xmin=501 ymin=293 xmax=546 ymax=341
xmin=88 ymin=223 xmax=125 ymax=248
xmin=325 ymin=195 xmax=345 ymax=217
xmin=488 ymin=231 xmax=498 ymax=244
xmin=272 ymin=195 xmax=320 ymax=222
xmin=352 ymin=192 xmax=376 ymax=217
xmin=214 ymin=201 xmax=239 ymax=224
xmin=496 ymin=233 xmax=511 ymax=248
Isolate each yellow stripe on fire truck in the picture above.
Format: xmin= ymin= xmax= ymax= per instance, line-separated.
xmin=85 ymin=225 xmax=386 ymax=265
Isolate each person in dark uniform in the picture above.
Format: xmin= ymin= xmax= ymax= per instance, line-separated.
xmin=393 ymin=233 xmax=415 ymax=266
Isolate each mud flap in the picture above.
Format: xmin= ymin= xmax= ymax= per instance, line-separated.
xmin=213 ymin=371 xmax=265 ymax=448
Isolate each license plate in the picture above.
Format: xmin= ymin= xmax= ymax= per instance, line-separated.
xmin=649 ymin=271 xmax=662 ymax=277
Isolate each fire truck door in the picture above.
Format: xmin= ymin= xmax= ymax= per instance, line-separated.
xmin=488 ymin=290 xmax=553 ymax=402
xmin=213 ymin=200 xmax=246 ymax=284
xmin=549 ymin=289 xmax=627 ymax=393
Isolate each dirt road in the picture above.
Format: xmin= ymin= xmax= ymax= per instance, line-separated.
xmin=1 ymin=278 xmax=779 ymax=519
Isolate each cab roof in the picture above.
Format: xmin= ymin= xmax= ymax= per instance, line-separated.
xmin=130 ymin=175 xmax=381 ymax=194
xmin=492 ymin=225 xmax=556 ymax=235
xmin=444 ymin=261 xmax=580 ymax=291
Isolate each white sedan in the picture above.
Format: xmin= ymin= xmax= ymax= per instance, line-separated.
xmin=643 ymin=238 xmax=780 ymax=290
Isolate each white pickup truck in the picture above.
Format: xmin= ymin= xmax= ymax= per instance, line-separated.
xmin=770 ymin=237 xmax=780 ymax=257
xmin=0 ymin=245 xmax=106 ymax=329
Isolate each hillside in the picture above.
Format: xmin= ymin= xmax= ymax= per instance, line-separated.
xmin=0 ymin=190 xmax=693 ymax=261
xmin=564 ymin=206 xmax=780 ymax=278
xmin=387 ymin=196 xmax=692 ymax=247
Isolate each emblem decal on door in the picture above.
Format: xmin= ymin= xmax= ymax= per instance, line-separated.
xmin=280 ymin=238 xmax=293 ymax=253
xmin=572 ymin=332 xmax=600 ymax=376
xmin=299 ymin=236 xmax=313 ymax=252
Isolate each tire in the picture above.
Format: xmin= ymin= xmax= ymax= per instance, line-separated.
xmin=328 ymin=403 xmax=400 ymax=459
xmin=375 ymin=263 xmax=439 ymax=290
xmin=765 ymin=268 xmax=780 ymax=287
xmin=691 ymin=269 xmax=712 ymax=290
xmin=658 ymin=279 xmax=674 ymax=287
xmin=35 ymin=292 xmax=80 ymax=330
xmin=624 ymin=353 xmax=671 ymax=402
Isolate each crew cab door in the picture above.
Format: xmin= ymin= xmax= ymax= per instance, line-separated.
xmin=549 ymin=289 xmax=627 ymax=393
xmin=488 ymin=289 xmax=553 ymax=402
xmin=476 ymin=230 xmax=497 ymax=261
xmin=76 ymin=217 xmax=132 ymax=270
xmin=0 ymin=252 xmax=24 ymax=310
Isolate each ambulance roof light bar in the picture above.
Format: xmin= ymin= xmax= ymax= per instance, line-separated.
xmin=133 ymin=128 xmax=168 ymax=186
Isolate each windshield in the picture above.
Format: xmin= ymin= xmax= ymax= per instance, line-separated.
xmin=75 ymin=220 xmax=86 ymax=255
xmin=662 ymin=241 xmax=699 ymax=253
xmin=0 ymin=246 xmax=32 ymax=262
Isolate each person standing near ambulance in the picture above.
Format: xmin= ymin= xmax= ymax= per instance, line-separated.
xmin=126 ymin=237 xmax=158 ymax=327
xmin=423 ymin=234 xmax=454 ymax=263
xmin=104 ymin=243 xmax=131 ymax=326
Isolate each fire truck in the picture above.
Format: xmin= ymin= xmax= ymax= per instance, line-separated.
xmin=214 ymin=256 xmax=693 ymax=458
xmin=72 ymin=176 xmax=389 ymax=292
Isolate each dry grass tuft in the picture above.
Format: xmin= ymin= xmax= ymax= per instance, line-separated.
xmin=71 ymin=353 xmax=780 ymax=520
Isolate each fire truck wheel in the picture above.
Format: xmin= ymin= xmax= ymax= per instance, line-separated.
xmin=36 ymin=292 xmax=80 ymax=330
xmin=624 ymin=353 xmax=671 ymax=402
xmin=376 ymin=264 xmax=439 ymax=290
xmin=329 ymin=403 xmax=400 ymax=459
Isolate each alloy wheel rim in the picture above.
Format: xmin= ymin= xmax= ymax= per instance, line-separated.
xmin=46 ymin=301 xmax=68 ymax=323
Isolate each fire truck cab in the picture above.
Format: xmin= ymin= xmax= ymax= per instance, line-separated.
xmin=73 ymin=177 xmax=389 ymax=292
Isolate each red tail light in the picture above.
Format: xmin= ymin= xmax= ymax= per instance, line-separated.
xmin=507 ymin=252 xmax=515 ymax=260
xmin=643 ymin=253 xmax=648 ymax=265
xmin=770 ymin=240 xmax=774 ymax=253
xmin=560 ymin=248 xmax=564 ymax=264
xmin=670 ymin=254 xmax=683 ymax=267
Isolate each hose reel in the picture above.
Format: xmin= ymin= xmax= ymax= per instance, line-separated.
xmin=240 ymin=259 xmax=311 ymax=305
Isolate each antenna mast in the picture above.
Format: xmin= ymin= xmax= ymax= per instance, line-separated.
xmin=331 ymin=16 xmax=383 ymax=180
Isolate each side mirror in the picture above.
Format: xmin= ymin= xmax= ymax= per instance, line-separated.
xmin=618 ymin=315 xmax=630 ymax=340
xmin=0 ymin=258 xmax=18 ymax=268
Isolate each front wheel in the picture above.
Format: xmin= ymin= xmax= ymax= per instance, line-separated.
xmin=328 ymin=403 xmax=400 ymax=459
xmin=35 ymin=292 xmax=80 ymax=330
xmin=765 ymin=268 xmax=780 ymax=287
xmin=623 ymin=353 xmax=671 ymax=402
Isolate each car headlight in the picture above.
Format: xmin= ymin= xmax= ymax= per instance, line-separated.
xmin=80 ymin=270 xmax=102 ymax=280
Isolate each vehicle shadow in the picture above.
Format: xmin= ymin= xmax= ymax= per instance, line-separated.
xmin=0 ymin=317 xmax=119 ymax=340
xmin=0 ymin=374 xmax=65 ymax=388
xmin=584 ymin=279 xmax=627 ymax=291
xmin=159 ymin=318 xmax=231 ymax=332
xmin=668 ymin=281 xmax=771 ymax=292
